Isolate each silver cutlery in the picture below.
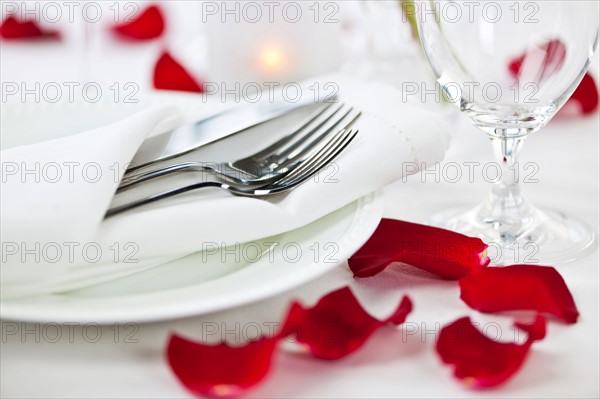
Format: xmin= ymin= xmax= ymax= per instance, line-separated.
xmin=119 ymin=102 xmax=360 ymax=190
xmin=128 ymin=95 xmax=333 ymax=171
xmin=106 ymin=128 xmax=359 ymax=217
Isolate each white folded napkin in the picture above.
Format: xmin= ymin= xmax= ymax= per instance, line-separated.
xmin=1 ymin=75 xmax=450 ymax=298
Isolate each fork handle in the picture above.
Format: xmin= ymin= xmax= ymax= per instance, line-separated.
xmin=106 ymin=181 xmax=226 ymax=217
xmin=119 ymin=162 xmax=208 ymax=190
xmin=119 ymin=161 xmax=259 ymax=191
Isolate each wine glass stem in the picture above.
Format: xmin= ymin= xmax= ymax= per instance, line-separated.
xmin=478 ymin=135 xmax=535 ymax=243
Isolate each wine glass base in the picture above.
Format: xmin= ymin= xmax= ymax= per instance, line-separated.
xmin=430 ymin=206 xmax=597 ymax=265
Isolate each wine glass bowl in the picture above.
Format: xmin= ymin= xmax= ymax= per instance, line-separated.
xmin=416 ymin=0 xmax=599 ymax=264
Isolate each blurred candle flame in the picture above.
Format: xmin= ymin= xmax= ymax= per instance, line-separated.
xmin=259 ymin=46 xmax=286 ymax=74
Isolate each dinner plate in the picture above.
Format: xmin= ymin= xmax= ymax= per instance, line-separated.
xmin=0 ymin=92 xmax=384 ymax=323
xmin=1 ymin=192 xmax=382 ymax=323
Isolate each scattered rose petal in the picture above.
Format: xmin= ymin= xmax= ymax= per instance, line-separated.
xmin=508 ymin=39 xmax=566 ymax=82
xmin=0 ymin=16 xmax=60 ymax=40
xmin=166 ymin=287 xmax=412 ymax=395
xmin=513 ymin=316 xmax=547 ymax=342
xmin=348 ymin=219 xmax=489 ymax=280
xmin=559 ymin=73 xmax=599 ymax=115
xmin=112 ymin=5 xmax=165 ymax=40
xmin=436 ymin=315 xmax=546 ymax=388
xmin=283 ymin=286 xmax=412 ymax=360
xmin=167 ymin=334 xmax=279 ymax=397
xmin=459 ymin=265 xmax=579 ymax=324
xmin=153 ymin=51 xmax=204 ymax=93
xmin=508 ymin=39 xmax=598 ymax=115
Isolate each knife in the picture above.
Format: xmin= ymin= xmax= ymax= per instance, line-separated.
xmin=127 ymin=95 xmax=322 ymax=172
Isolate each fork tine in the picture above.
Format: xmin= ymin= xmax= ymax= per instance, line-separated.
xmin=249 ymin=110 xmax=360 ymax=181
xmin=280 ymin=109 xmax=361 ymax=165
xmin=244 ymin=128 xmax=359 ymax=196
xmin=254 ymin=105 xmax=359 ymax=174
xmin=275 ymin=129 xmax=358 ymax=187
xmin=277 ymin=128 xmax=350 ymax=184
xmin=268 ymin=104 xmax=350 ymax=157
xmin=232 ymin=101 xmax=339 ymax=165
xmin=230 ymin=102 xmax=351 ymax=172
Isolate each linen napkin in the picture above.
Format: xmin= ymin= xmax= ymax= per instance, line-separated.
xmin=1 ymin=75 xmax=450 ymax=298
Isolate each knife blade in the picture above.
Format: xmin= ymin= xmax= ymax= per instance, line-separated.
xmin=128 ymin=95 xmax=320 ymax=171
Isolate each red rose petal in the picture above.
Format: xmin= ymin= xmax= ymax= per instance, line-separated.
xmin=508 ymin=39 xmax=598 ymax=115
xmin=153 ymin=51 xmax=204 ymax=93
xmin=283 ymin=286 xmax=412 ymax=360
xmin=0 ymin=16 xmax=60 ymax=40
xmin=436 ymin=315 xmax=547 ymax=388
xmin=112 ymin=5 xmax=165 ymax=40
xmin=508 ymin=39 xmax=566 ymax=82
xmin=167 ymin=334 xmax=279 ymax=397
xmin=348 ymin=219 xmax=489 ymax=280
xmin=514 ymin=315 xmax=547 ymax=341
xmin=166 ymin=287 xmax=412 ymax=396
xmin=459 ymin=265 xmax=579 ymax=324
xmin=559 ymin=73 xmax=599 ymax=115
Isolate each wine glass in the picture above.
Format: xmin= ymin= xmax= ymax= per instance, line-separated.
xmin=416 ymin=0 xmax=599 ymax=264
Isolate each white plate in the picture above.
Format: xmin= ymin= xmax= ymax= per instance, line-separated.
xmin=0 ymin=92 xmax=384 ymax=323
xmin=1 ymin=192 xmax=382 ymax=323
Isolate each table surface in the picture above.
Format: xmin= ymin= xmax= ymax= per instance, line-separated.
xmin=1 ymin=36 xmax=599 ymax=398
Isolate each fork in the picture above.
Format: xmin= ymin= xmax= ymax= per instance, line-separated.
xmin=105 ymin=128 xmax=359 ymax=217
xmin=118 ymin=102 xmax=360 ymax=190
